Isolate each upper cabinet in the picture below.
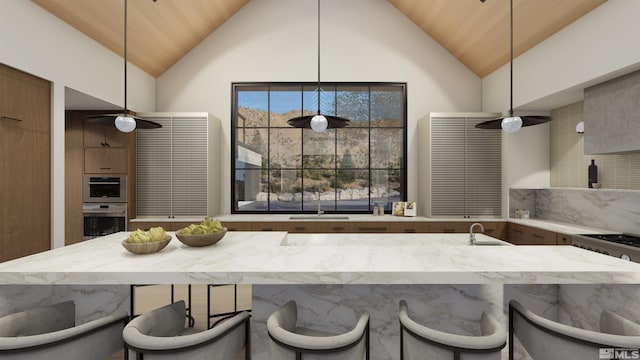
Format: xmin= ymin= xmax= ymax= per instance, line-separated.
xmin=84 ymin=121 xmax=129 ymax=148
xmin=584 ymin=69 xmax=640 ymax=154
xmin=83 ymin=120 xmax=131 ymax=174
xmin=420 ymin=113 xmax=502 ymax=218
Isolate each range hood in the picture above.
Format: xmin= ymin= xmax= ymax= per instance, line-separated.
xmin=583 ymin=69 xmax=640 ymax=154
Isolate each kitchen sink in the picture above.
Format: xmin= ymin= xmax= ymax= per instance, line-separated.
xmin=471 ymin=239 xmax=509 ymax=246
xmin=289 ymin=215 xmax=350 ymax=220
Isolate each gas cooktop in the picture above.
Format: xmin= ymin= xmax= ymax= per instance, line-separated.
xmin=580 ymin=234 xmax=640 ymax=248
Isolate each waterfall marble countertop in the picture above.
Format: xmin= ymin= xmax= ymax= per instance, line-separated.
xmin=1 ymin=232 xmax=639 ymax=285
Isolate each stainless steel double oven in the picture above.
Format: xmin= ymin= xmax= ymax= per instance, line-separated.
xmin=82 ymin=175 xmax=127 ymax=240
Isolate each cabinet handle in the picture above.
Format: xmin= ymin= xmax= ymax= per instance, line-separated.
xmin=532 ymin=234 xmax=544 ymax=239
xmin=443 ymin=228 xmax=455 ymax=233
xmin=358 ymin=227 xmax=387 ymax=232
xmin=100 ymin=167 xmax=111 ymax=170
xmin=261 ymin=228 xmax=273 ymax=231
xmin=293 ymin=227 xmax=306 ymax=231
xmin=404 ymin=229 xmax=416 ymax=233
xmin=513 ymin=229 xmax=523 ymax=234
xmin=1 ymin=116 xmax=22 ymax=122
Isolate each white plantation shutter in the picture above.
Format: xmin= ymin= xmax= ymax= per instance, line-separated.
xmin=136 ymin=115 xmax=208 ymax=217
xmin=171 ymin=116 xmax=208 ymax=216
xmin=430 ymin=115 xmax=501 ymax=217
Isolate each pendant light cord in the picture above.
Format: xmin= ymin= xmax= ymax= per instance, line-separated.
xmin=316 ymin=0 xmax=321 ymax=115
xmin=509 ymin=0 xmax=513 ymax=117
xmin=123 ymin=0 xmax=128 ymax=113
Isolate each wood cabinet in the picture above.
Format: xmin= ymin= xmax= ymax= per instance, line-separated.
xmin=556 ymin=233 xmax=573 ymax=246
xmin=429 ymin=221 xmax=506 ymax=240
xmin=507 ymin=223 xmax=563 ymax=245
xmin=84 ymin=121 xmax=128 ymax=147
xmin=84 ymin=147 xmax=128 ymax=174
xmin=129 ymin=220 xmax=194 ymax=232
xmin=83 ymin=118 xmax=130 ymax=175
xmin=0 ymin=64 xmax=51 ymax=262
xmin=65 ymin=112 xmax=85 ymax=245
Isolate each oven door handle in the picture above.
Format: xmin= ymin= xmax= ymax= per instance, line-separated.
xmin=83 ymin=211 xmax=126 ymax=217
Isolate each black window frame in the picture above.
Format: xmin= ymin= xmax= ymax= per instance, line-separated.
xmin=231 ymin=81 xmax=408 ymax=214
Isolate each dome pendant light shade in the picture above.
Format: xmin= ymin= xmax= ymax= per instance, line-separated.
xmin=287 ymin=0 xmax=350 ymax=132
xmin=475 ymin=0 xmax=551 ymax=132
xmin=115 ymin=115 xmax=136 ymax=132
xmin=501 ymin=116 xmax=522 ymax=133
xmin=310 ymin=114 xmax=328 ymax=132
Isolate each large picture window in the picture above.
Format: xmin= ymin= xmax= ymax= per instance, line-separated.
xmin=232 ymin=82 xmax=407 ymax=214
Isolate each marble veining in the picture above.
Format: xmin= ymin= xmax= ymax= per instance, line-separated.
xmin=0 ymin=285 xmax=129 ymax=323
xmin=252 ymin=284 xmax=504 ymax=360
xmin=511 ymin=188 xmax=640 ymax=234
xmin=1 ymin=232 xmax=640 ymax=285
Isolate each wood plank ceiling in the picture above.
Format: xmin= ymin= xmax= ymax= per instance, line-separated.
xmin=31 ymin=0 xmax=606 ymax=78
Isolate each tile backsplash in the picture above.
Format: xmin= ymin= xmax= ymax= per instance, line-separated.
xmin=550 ymin=102 xmax=640 ymax=190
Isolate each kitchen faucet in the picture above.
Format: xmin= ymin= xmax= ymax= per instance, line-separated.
xmin=469 ymin=223 xmax=484 ymax=245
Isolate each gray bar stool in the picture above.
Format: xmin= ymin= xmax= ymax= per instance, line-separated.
xmin=0 ymin=300 xmax=128 ymax=360
xmin=399 ymin=300 xmax=506 ymax=360
xmin=509 ymin=299 xmax=640 ymax=359
xmin=267 ymin=300 xmax=370 ymax=359
xmin=123 ymin=300 xmax=250 ymax=360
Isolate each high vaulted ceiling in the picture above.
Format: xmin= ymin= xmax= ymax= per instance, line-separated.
xmin=32 ymin=0 xmax=606 ymax=78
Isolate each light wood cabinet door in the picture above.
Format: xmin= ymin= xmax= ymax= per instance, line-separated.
xmin=65 ymin=112 xmax=85 ymax=245
xmin=84 ymin=147 xmax=128 ymax=174
xmin=0 ymin=65 xmax=51 ymax=262
xmin=84 ymin=121 xmax=128 ymax=147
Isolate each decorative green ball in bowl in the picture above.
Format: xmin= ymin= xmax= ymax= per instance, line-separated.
xmin=176 ymin=227 xmax=228 ymax=247
xmin=122 ymin=235 xmax=171 ymax=254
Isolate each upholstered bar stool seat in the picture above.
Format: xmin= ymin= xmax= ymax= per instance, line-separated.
xmin=509 ymin=300 xmax=640 ymax=360
xmin=267 ymin=300 xmax=370 ymax=360
xmin=399 ymin=300 xmax=506 ymax=360
xmin=123 ymin=300 xmax=250 ymax=360
xmin=0 ymin=300 xmax=128 ymax=360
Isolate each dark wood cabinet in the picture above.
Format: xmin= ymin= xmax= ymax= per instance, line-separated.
xmin=507 ymin=223 xmax=563 ymax=245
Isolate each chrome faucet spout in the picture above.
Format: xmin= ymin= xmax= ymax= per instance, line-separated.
xmin=470 ymin=223 xmax=484 ymax=245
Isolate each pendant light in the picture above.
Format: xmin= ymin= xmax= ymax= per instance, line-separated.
xmin=86 ymin=0 xmax=162 ymax=132
xmin=475 ymin=0 xmax=551 ymax=132
xmin=287 ymin=0 xmax=350 ymax=132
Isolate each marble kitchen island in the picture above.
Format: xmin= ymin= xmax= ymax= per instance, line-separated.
xmin=0 ymin=231 xmax=639 ymax=285
xmin=1 ymin=232 xmax=639 ymax=359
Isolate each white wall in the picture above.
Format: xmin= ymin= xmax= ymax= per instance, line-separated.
xmin=482 ymin=0 xmax=640 ymax=214
xmin=157 ymin=0 xmax=482 ymax=214
xmin=0 ymin=0 xmax=156 ymax=248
